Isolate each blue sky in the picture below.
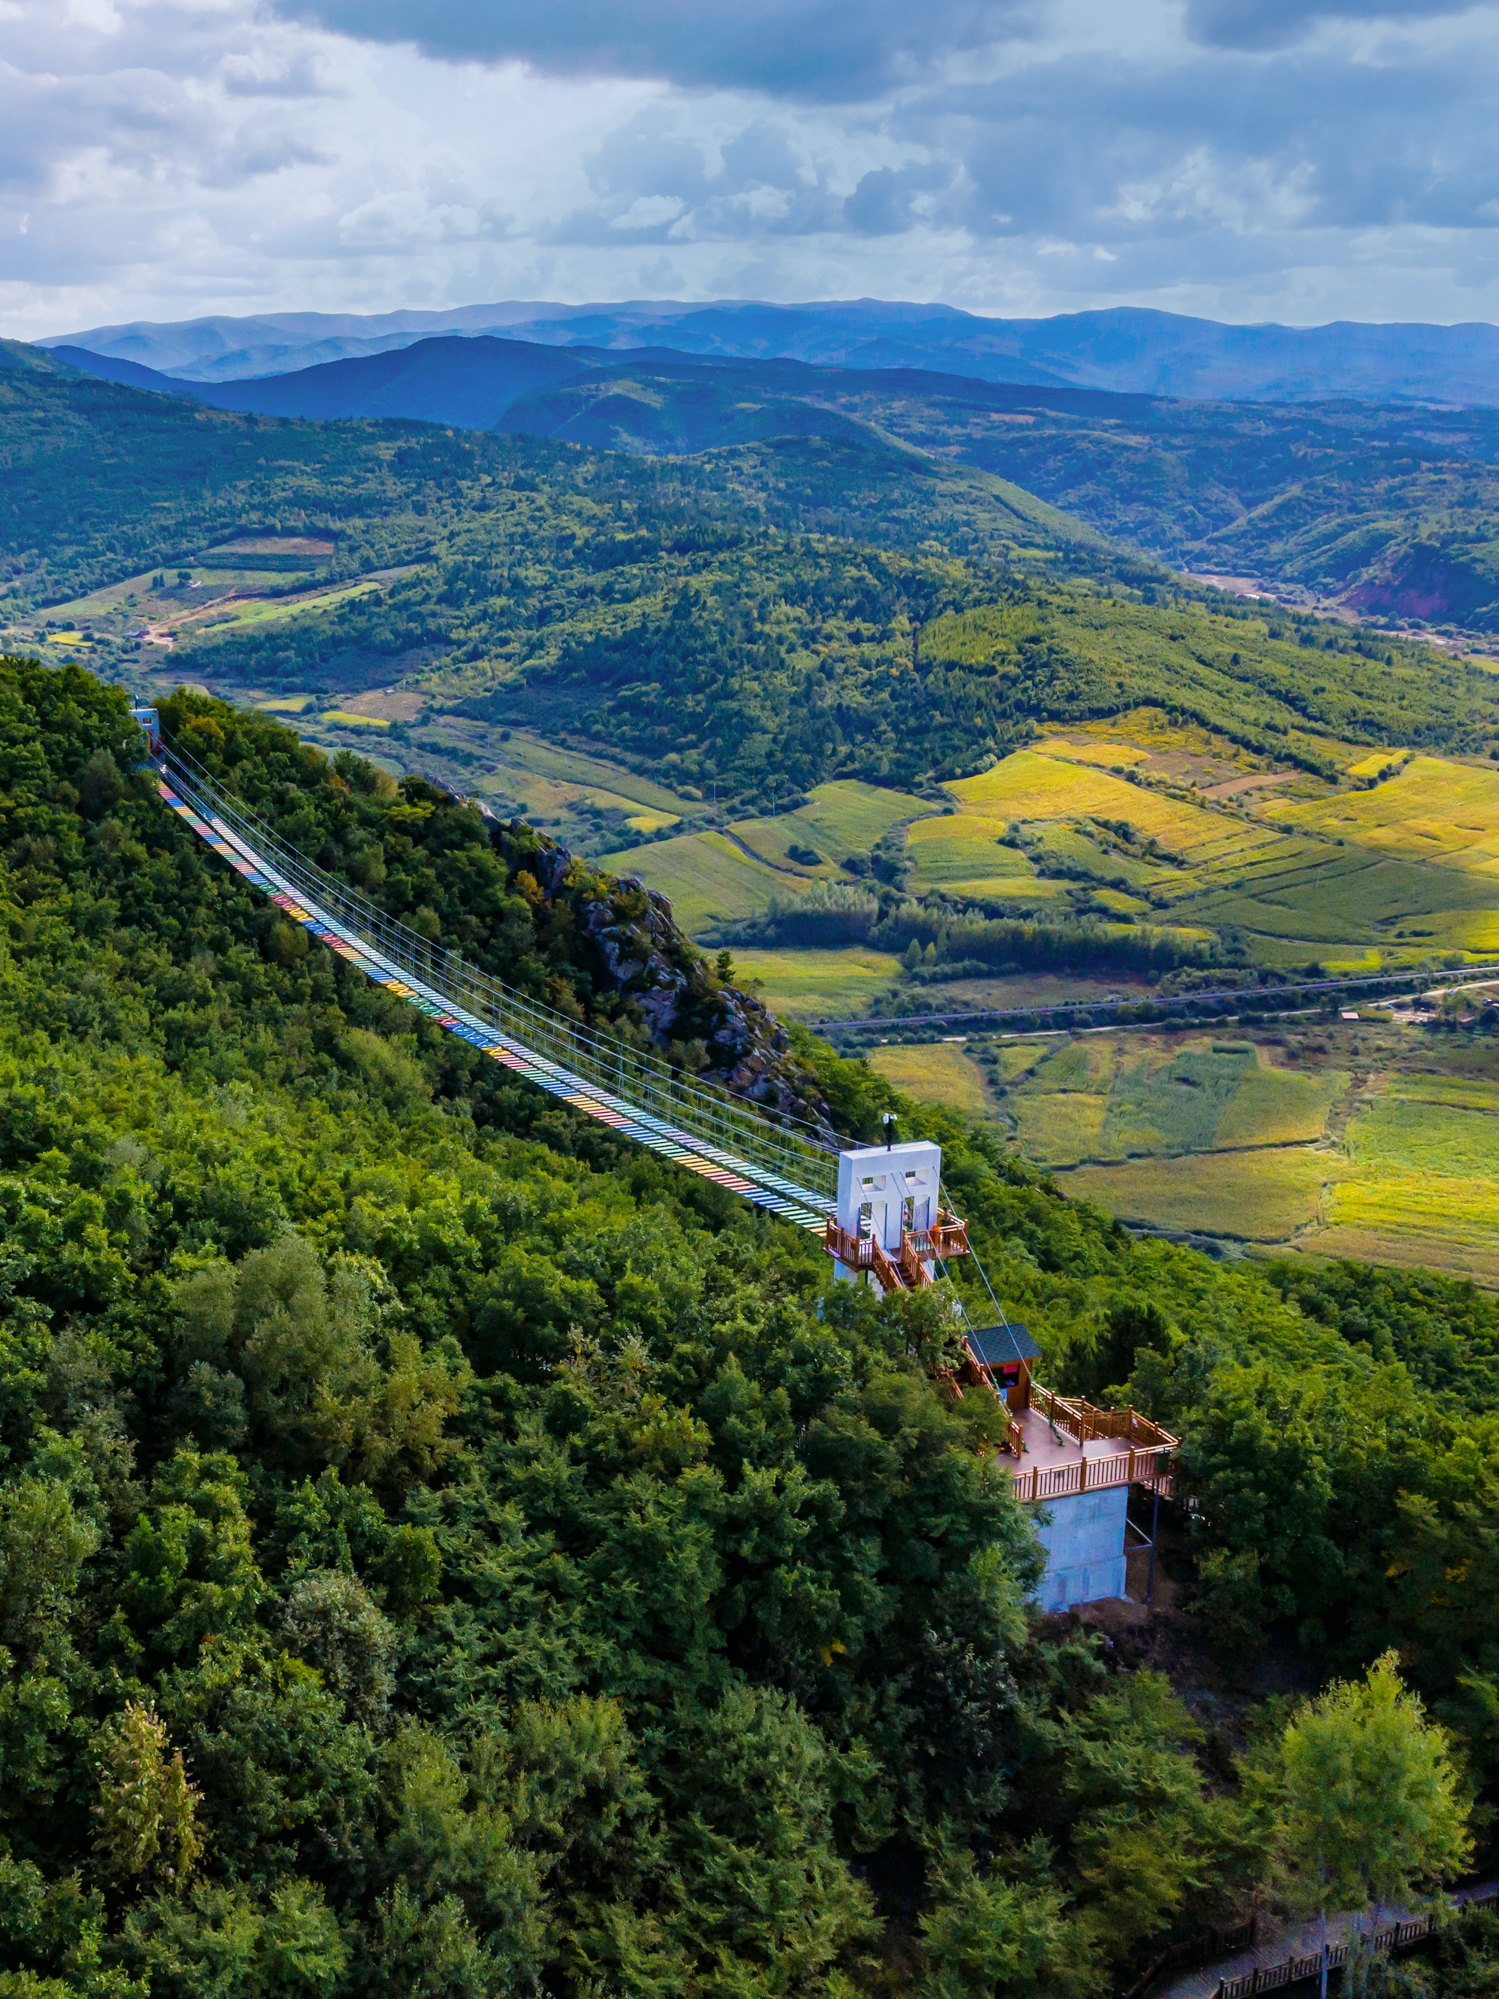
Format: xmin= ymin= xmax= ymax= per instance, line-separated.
xmin=5 ymin=0 xmax=1499 ymax=337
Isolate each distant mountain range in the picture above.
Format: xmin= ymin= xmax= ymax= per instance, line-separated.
xmin=39 ymin=300 xmax=1499 ymax=405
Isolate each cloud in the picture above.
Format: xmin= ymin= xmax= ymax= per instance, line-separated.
xmin=844 ymin=164 xmax=953 ymax=237
xmin=219 ymin=49 xmax=338 ymax=98
xmin=6 ymin=0 xmax=1499 ymax=341
xmin=1182 ymin=0 xmax=1474 ymax=51
xmin=268 ymin=0 xmax=1040 ymax=101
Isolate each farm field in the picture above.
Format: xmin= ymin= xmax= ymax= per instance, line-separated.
xmin=185 ymin=575 xmax=395 ymax=632
xmin=1280 ymin=754 xmax=1499 ymax=869
xmin=597 ymin=777 xmax=939 ymax=937
xmin=730 ymin=947 xmax=902 ymax=1019
xmin=867 ymin=1041 xmax=994 ymax=1115
xmin=491 ymin=730 xmax=695 ymax=816
xmin=748 ymin=780 xmax=933 ymax=861
xmin=969 ymin=1031 xmax=1348 ymax=1170
xmin=116 ymin=669 xmax=1499 ymax=1024
xmin=1059 ymin=1148 xmax=1339 ymax=1242
xmin=292 ymin=713 xmax=705 ymax=849
xmin=594 ymin=829 xmax=806 ymax=931
xmin=912 ymin=720 xmax=1499 ymax=977
xmin=108 ymin=659 xmax=1499 ymax=1027
xmin=950 ymin=746 xmax=1279 ymax=867
xmin=33 ymin=565 xmax=302 ymax=625
xmin=872 ymin=1014 xmax=1499 ymax=1282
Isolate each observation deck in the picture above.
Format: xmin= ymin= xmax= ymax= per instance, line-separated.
xmin=1002 ymin=1386 xmax=1177 ymax=1505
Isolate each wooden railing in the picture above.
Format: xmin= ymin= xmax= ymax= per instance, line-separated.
xmin=1213 ymin=1902 xmax=1495 ymax=1997
xmin=1010 ymin=1444 xmax=1174 ymax=1505
xmin=1029 ymin=1383 xmax=1178 ymax=1453
xmin=1124 ymin=1916 xmax=1258 ymax=1999
xmin=824 ymin=1220 xmax=906 ymax=1290
xmin=823 ymin=1213 xmax=968 ymax=1291
xmin=911 ymin=1213 xmax=971 ymax=1259
xmin=1004 ymin=1416 xmax=1025 ymax=1459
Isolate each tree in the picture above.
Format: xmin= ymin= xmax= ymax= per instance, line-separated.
xmin=920 ymin=1841 xmax=1094 ymax=1999
xmin=93 ymin=1703 xmax=202 ymax=1893
xmin=1263 ymin=1652 xmax=1472 ymax=1999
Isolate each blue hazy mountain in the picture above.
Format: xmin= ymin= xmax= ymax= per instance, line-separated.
xmin=45 ymin=299 xmax=1499 ymax=405
xmin=45 ymin=335 xmax=1148 ymax=442
xmin=50 ymin=334 xmax=620 ymax=428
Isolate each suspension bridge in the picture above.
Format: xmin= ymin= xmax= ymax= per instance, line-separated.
xmin=151 ymin=737 xmax=842 ymax=1232
xmin=145 ymin=721 xmax=1184 ymax=1612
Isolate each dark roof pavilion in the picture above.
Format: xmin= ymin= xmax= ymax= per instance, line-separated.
xmin=966 ymin=1322 xmax=1042 ymax=1369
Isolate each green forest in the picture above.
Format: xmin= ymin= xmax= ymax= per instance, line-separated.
xmin=4 ymin=654 xmax=1499 ymax=1994
xmin=4 ymin=357 xmax=1489 ymax=817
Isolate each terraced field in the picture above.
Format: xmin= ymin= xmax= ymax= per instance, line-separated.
xmin=595 ymin=829 xmax=808 ymax=931
xmin=761 ymin=780 xmax=933 ymax=859
xmin=598 ymin=779 xmax=932 ymax=930
xmin=913 ymin=723 xmax=1499 ymax=972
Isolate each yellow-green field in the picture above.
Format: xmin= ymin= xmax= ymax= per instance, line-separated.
xmin=187 ymin=576 xmax=390 ymax=632
xmin=898 ymin=724 xmax=1499 ymax=968
xmin=597 ymin=830 xmax=809 ymax=931
xmin=768 ymin=780 xmax=933 ymax=856
xmin=732 ymin=947 xmax=903 ymax=1018
xmin=1280 ymin=754 xmax=1499 ymax=870
xmin=865 ymin=1015 xmax=1499 ymax=1283
xmin=494 ymin=732 xmax=693 ymax=816
xmin=867 ymin=1042 xmax=993 ymax=1115
xmin=598 ymin=778 xmax=933 ymax=933
xmin=1059 ymin=1148 xmax=1339 ymax=1242
xmin=993 ymin=1035 xmax=1349 ymax=1169
xmin=321 ymin=709 xmax=390 ymax=730
xmin=40 ymin=567 xmax=295 ymax=622
xmin=951 ymin=747 xmax=1275 ymax=866
xmin=906 ymin=813 xmax=1039 ymax=889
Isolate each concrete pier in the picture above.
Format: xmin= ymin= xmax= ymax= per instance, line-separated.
xmin=1031 ymin=1485 xmax=1129 ymax=1611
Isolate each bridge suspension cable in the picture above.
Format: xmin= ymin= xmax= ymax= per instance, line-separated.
xmin=153 ymin=743 xmax=839 ymax=1228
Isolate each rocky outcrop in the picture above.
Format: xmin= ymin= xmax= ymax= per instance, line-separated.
xmin=524 ymin=840 xmax=833 ymax=1138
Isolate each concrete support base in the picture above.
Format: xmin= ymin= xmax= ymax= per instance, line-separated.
xmin=1032 ymin=1485 xmax=1129 ymax=1612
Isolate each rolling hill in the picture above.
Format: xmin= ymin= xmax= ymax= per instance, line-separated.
xmin=47 ymin=334 xmax=1499 ymax=632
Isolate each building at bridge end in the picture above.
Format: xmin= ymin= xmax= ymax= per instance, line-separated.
xmin=825 ymin=1137 xmax=1178 ymax=1612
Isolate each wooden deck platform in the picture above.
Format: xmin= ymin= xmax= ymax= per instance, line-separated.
xmin=1004 ymin=1390 xmax=1176 ymax=1505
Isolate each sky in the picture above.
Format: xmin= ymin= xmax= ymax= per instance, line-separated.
xmin=5 ymin=0 xmax=1499 ymax=339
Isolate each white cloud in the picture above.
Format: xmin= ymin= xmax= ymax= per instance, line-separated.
xmin=3 ymin=0 xmax=1499 ymax=340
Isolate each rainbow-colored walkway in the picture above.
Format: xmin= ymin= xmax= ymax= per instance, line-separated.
xmin=155 ymin=754 xmax=836 ymax=1230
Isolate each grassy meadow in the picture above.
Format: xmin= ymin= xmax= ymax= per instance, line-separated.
xmin=730 ymin=946 xmax=904 ymax=1019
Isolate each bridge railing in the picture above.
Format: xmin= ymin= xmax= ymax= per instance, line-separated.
xmin=159 ymin=745 xmax=841 ymax=1212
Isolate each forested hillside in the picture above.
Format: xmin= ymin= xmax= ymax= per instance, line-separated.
xmin=8 ymin=654 xmax=1499 ymax=1991
xmin=488 ymin=356 xmax=1499 ymax=633
xmin=16 ymin=356 xmax=1494 ymax=814
xmin=0 ymin=352 xmax=1121 ymax=616
xmin=45 ymin=330 xmax=1499 ymax=632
